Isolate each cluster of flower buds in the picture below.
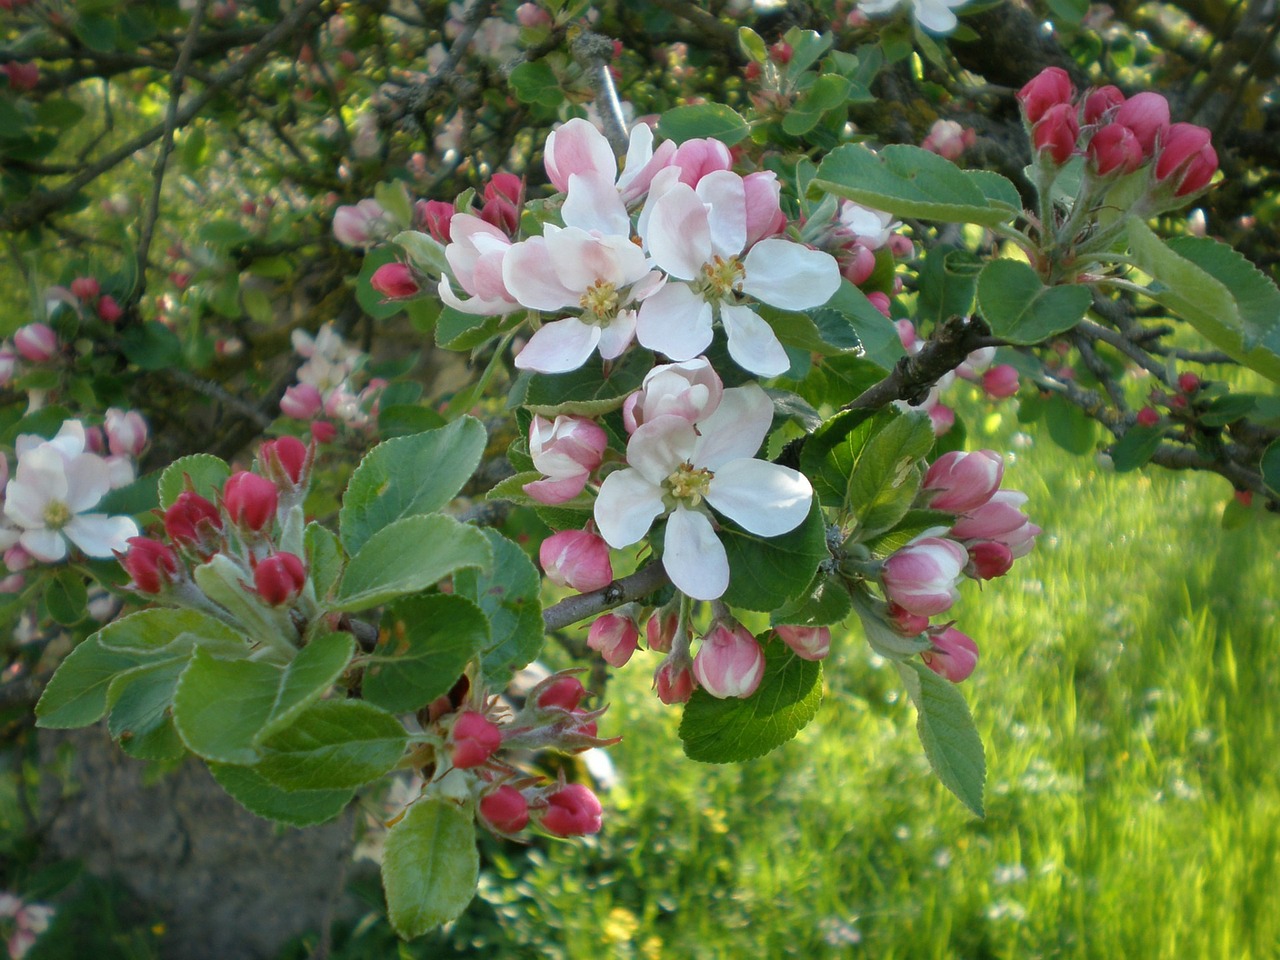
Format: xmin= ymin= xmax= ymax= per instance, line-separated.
xmin=874 ymin=449 xmax=1039 ymax=682
xmin=0 ymin=278 xmax=124 ymax=389
xmin=118 ymin=435 xmax=320 ymax=648
xmin=1018 ymin=67 xmax=1218 ymax=200
xmin=279 ymin=323 xmax=385 ymax=442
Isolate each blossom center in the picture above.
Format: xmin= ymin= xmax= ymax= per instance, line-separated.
xmin=43 ymin=500 xmax=72 ymax=531
xmin=665 ymin=462 xmax=713 ymax=506
xmin=698 ymin=255 xmax=745 ymax=302
xmin=579 ymin=279 xmax=620 ymax=324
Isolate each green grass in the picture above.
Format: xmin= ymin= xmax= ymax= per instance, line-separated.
xmin=370 ymin=405 xmax=1280 ymax=960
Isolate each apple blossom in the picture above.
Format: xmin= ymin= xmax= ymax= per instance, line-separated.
xmin=594 ymin=384 xmax=814 ymax=600
xmin=966 ymin=540 xmax=1014 ymax=580
xmin=950 ymin=490 xmax=1041 ymax=558
xmin=480 ymin=785 xmax=530 ymax=834
xmin=370 ymin=262 xmax=420 ymax=299
xmin=543 ymin=117 xmax=675 ymax=204
xmin=775 ymin=624 xmax=831 ymax=661
xmin=437 ymin=213 xmax=518 ymax=315
xmin=654 ymin=654 xmax=697 ymax=704
xmin=856 ymin=0 xmax=968 ymax=33
xmin=280 ymin=383 xmax=323 ymax=420
xmin=622 ymin=356 xmax=724 ymax=433
xmin=254 ymin=552 xmax=307 ymax=605
xmin=880 ymin=537 xmax=968 ymax=617
xmin=922 ymin=626 xmax=979 ymax=682
xmin=1016 ymin=67 xmax=1075 ymax=124
xmin=540 ymin=528 xmax=613 ymax=593
xmin=587 ymin=611 xmax=640 ymax=667
xmin=104 ymin=408 xmax=148 ymax=458
xmin=693 ymin=622 xmax=765 ymax=699
xmin=922 ymin=450 xmax=1004 ymax=514
xmin=14 ymin=323 xmax=57 ymax=362
xmin=838 ymin=201 xmax=901 ymax=250
xmin=451 ymin=711 xmax=502 ymax=769
xmin=524 ymin=415 xmax=607 ymax=505
xmin=120 ymin=537 xmax=182 ymax=593
xmin=982 ymin=364 xmax=1020 ymax=399
xmin=332 ymin=198 xmax=389 ymax=248
xmin=539 ymin=783 xmax=603 ymax=837
xmin=637 ymin=171 xmax=840 ymax=376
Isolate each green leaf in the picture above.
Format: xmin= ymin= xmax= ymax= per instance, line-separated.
xmin=845 ymin=410 xmax=935 ymax=538
xmin=357 ymin=246 xmax=411 ymax=321
xmin=95 ymin=607 xmax=245 ymax=654
xmin=1261 ymin=439 xmax=1280 ymax=498
xmin=107 ymin=659 xmax=188 ymax=761
xmin=122 ymin=322 xmax=182 ymax=371
xmin=811 ymin=143 xmax=1018 ymax=226
xmin=455 ymin=530 xmax=544 ymax=686
xmin=897 ymin=660 xmax=986 ymax=817
xmin=759 ymin=306 xmax=860 ymax=357
xmin=784 ymin=27 xmax=834 ymax=76
xmin=800 ymin=407 xmax=879 ymax=508
xmin=1044 ymin=396 xmax=1097 ymax=455
xmin=198 ymin=219 xmax=253 ymax=249
xmin=374 ymin=180 xmax=414 ymax=229
xmin=917 ymin=246 xmax=981 ymax=325
xmin=97 ymin=468 xmax=162 ymax=520
xmin=339 ymin=417 xmax=487 ymax=555
xmin=976 ymin=259 xmax=1091 ymax=344
xmin=863 ymin=508 xmax=955 ymax=558
xmin=656 ymin=104 xmax=750 ymax=146
xmin=770 ymin=574 xmax=852 ymax=628
xmin=255 ymin=699 xmax=407 ymax=791
xmin=509 ymin=60 xmax=563 ymax=108
xmin=255 ymin=631 xmax=356 ymax=745
xmin=172 ymin=648 xmax=286 ymax=765
xmin=35 ymin=637 xmax=152 ymax=729
xmin=35 ymin=99 xmax=87 ymax=130
xmin=1110 ymin=425 xmax=1164 ymax=473
xmin=1128 ymin=220 xmax=1280 ymax=383
xmin=720 ymin=499 xmax=827 ymax=612
xmin=333 ymin=515 xmax=492 ymax=612
xmin=436 ymin=306 xmax=506 ymax=351
xmin=738 ymin=26 xmax=768 ymax=61
xmin=46 ymin=569 xmax=88 ymax=626
xmin=363 ymin=595 xmax=490 ymax=713
xmin=158 ymin=453 xmax=231 ymax=509
xmin=393 ymin=230 xmax=449 ymax=277
xmin=383 ymin=796 xmax=479 ymax=939
xmin=782 ymin=74 xmax=853 ymax=137
xmin=208 ymin=763 xmax=355 ymax=827
xmin=521 ymin=349 xmax=654 ymax=417
xmin=679 ymin=642 xmax=823 ymax=763
xmin=305 ymin=522 xmax=344 ymax=603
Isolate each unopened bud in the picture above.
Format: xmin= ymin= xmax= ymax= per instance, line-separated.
xmin=539 ymin=783 xmax=603 ymax=837
xmin=775 ymin=625 xmax=831 ymax=661
xmin=451 ymin=711 xmax=502 ymax=769
xmin=222 ymin=471 xmax=278 ymax=532
xmin=120 ymin=537 xmax=182 ymax=594
xmin=480 ymin=785 xmax=530 ymax=834
xmin=254 ymin=552 xmax=307 ymax=605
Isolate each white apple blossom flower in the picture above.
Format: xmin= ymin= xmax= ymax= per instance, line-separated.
xmin=437 ymin=214 xmax=518 ymax=316
xmin=594 ymin=383 xmax=813 ymax=600
xmin=636 ymin=171 xmax=840 ymax=377
xmin=857 ymin=0 xmax=968 ymax=34
xmin=3 ymin=421 xmax=138 ymax=563
xmin=837 ymin=202 xmax=901 ymax=250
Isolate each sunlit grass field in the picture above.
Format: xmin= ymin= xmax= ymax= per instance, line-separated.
xmin=360 ymin=405 xmax=1280 ymax=960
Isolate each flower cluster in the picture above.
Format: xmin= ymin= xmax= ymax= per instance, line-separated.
xmin=0 ymin=891 xmax=53 ymax=960
xmin=280 ymin=323 xmax=385 ymax=442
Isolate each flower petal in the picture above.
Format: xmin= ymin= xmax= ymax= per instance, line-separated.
xmin=627 ymin=415 xmax=696 ymax=486
xmin=562 ymin=173 xmax=631 ymax=237
xmin=644 ymin=182 xmax=711 ymax=280
xmin=503 ymin=235 xmax=578 ymax=311
xmin=719 ymin=303 xmax=791 ymax=377
xmin=20 ymin=528 xmax=65 ymax=563
xmin=597 ymin=310 xmax=637 ymax=360
xmin=696 ymin=170 xmax=747 ymax=259
xmin=707 ymin=459 xmax=813 ymax=536
xmin=662 ymin=507 xmax=729 ymax=600
xmin=693 ymin=383 xmax=775 ymax=469
xmin=636 ymin=283 xmax=713 ymax=361
xmin=545 ymin=118 xmax=618 ymax=193
xmin=594 ymin=468 xmax=665 ymax=547
xmin=741 ymin=238 xmax=841 ymax=310
xmin=65 ymin=513 xmax=139 ymax=558
xmin=514 ymin=318 xmax=602 ymax=374
xmin=62 ymin=453 xmax=111 ymax=513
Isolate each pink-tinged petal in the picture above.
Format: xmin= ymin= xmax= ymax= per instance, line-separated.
xmin=65 ymin=513 xmax=139 ymax=558
xmin=629 ymin=269 xmax=667 ymax=303
xmin=562 ymin=173 xmax=631 ymax=237
xmin=742 ymin=238 xmax=841 ymax=309
xmin=597 ymin=310 xmax=637 ymax=360
xmin=635 ymin=166 xmax=683 ymax=246
xmin=545 ymin=118 xmax=617 ymax=193
xmin=62 ymin=454 xmax=111 ymax=513
xmin=693 ymin=383 xmax=775 ymax=469
xmin=743 ymin=172 xmax=786 ymax=247
xmin=548 ymin=227 xmax=649 ymax=293
xmin=662 ymin=507 xmax=729 ymax=600
xmin=719 ymin=303 xmax=791 ymax=378
xmin=445 ymin=214 xmax=509 ymax=280
xmin=21 ymin=528 xmax=66 ymax=563
xmin=707 ymin=460 xmax=813 ymax=536
xmin=594 ymin=468 xmax=665 ymax=547
xmin=523 ymin=474 xmax=588 ymax=505
xmin=4 ymin=478 xmax=51 ymax=530
xmin=48 ymin=420 xmax=88 ymax=457
xmin=636 ymin=283 xmax=713 ymax=361
xmin=627 ymin=415 xmax=697 ymax=486
xmin=645 ymin=183 xmax=712 ymax=280
xmin=437 ymin=276 xmax=514 ymax=316
xmin=503 ymin=236 xmax=577 ymax=311
xmin=696 ymin=171 xmax=748 ymax=259
xmin=619 ymin=126 xmax=677 ymax=203
xmin=514 ymin=318 xmax=602 ymax=374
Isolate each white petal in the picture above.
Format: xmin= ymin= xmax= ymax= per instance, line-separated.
xmin=741 ymin=238 xmax=841 ymax=310
xmin=20 ymin=528 xmax=66 ymax=563
xmin=627 ymin=415 xmax=696 ymax=486
xmin=693 ymin=383 xmax=776 ymax=469
xmin=514 ymin=318 xmax=602 ymax=374
xmin=562 ymin=173 xmax=631 ymax=236
xmin=719 ymin=303 xmax=791 ymax=378
xmin=636 ymin=283 xmax=713 ymax=361
xmin=4 ymin=477 xmax=50 ymax=530
xmin=437 ymin=276 xmax=514 ymax=316
xmin=62 ymin=453 xmax=111 ymax=513
xmin=696 ymin=171 xmax=748 ymax=259
xmin=707 ymin=460 xmax=813 ymax=536
xmin=594 ymin=469 xmax=666 ymax=547
xmin=662 ymin=507 xmax=728 ymax=600
xmin=597 ymin=310 xmax=637 ymax=360
xmin=548 ymin=227 xmax=648 ymax=294
xmin=645 ymin=183 xmax=711 ymax=280
xmin=914 ymin=0 xmax=960 ymax=33
xmin=65 ymin=513 xmax=139 ymax=558
xmin=503 ymin=236 xmax=578 ymax=311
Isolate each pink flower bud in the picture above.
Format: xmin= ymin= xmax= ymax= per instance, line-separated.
xmin=1154 ymin=123 xmax=1217 ymax=196
xmin=654 ymin=656 xmax=696 ymax=704
xmin=104 ymin=408 xmax=147 ymax=458
xmin=1083 ymin=85 xmax=1125 ymax=125
xmin=222 ymin=471 xmax=278 ymax=532
xmin=1136 ymin=406 xmax=1160 ymax=427
xmin=671 ymin=137 xmax=734 ymax=187
xmin=1016 ymin=67 xmax=1075 ymax=124
xmin=895 ymin=318 xmax=918 ymax=353
xmin=3 ymin=61 xmax=38 ymax=92
xmin=480 ymin=173 xmax=523 ymax=235
xmin=260 ymin=435 xmax=309 ymax=486
xmin=885 ymin=601 xmax=930 ymax=636
xmin=0 ymin=347 xmax=15 ymax=387
xmin=254 ymin=552 xmax=307 ymax=605
xmin=451 ymin=711 xmax=502 ymax=769
xmin=881 ymin=537 xmax=968 ymax=617
xmin=921 ymin=119 xmax=975 ymax=160
xmin=540 ymin=783 xmax=602 ymax=837
xmin=923 ymin=450 xmax=1004 ymax=514
xmin=70 ymin=276 xmax=101 ymax=300
xmin=693 ymin=623 xmax=765 ymax=699
xmin=415 ymin=199 xmax=455 ymax=243
xmin=120 ymin=537 xmax=182 ymax=594
xmin=13 ymin=323 xmax=57 ymax=362
xmin=280 ymin=383 xmax=323 ymax=420
xmin=775 ymin=625 xmax=831 ymax=661
xmin=4 ymin=545 xmax=31 ymax=572
xmin=310 ymin=420 xmax=338 ymax=444
xmin=480 ymin=785 xmax=530 ymax=833
xmin=1087 ymin=123 xmax=1144 ymax=176
xmin=540 ymin=529 xmax=613 ymax=593
xmin=867 ymin=291 xmax=892 ymax=318
xmin=370 ymin=262 xmax=419 ymax=299
xmin=966 ymin=540 xmax=1014 ymax=580
xmin=841 ymin=244 xmax=876 ymax=286
xmin=1114 ymin=92 xmax=1170 ymax=156
xmin=624 ymin=358 xmax=724 ymax=433
xmin=1031 ymin=103 xmax=1080 ymax=165
xmin=950 ymin=490 xmax=1040 ymax=558
xmin=332 ymin=198 xmax=386 ymax=248
xmin=981 ymin=364 xmax=1020 ymax=399
xmin=645 ymin=609 xmax=679 ymax=653
xmin=742 ymin=171 xmax=787 ymax=247
xmin=922 ymin=626 xmax=979 ymax=682
xmin=928 ymin=403 xmax=955 ymax=436
xmin=587 ymin=612 xmax=639 ymax=668
xmin=537 ymin=676 xmax=586 ymax=712
xmin=96 ymin=295 xmax=123 ymax=324
xmin=524 ymin=415 xmax=607 ymax=505
xmin=164 ymin=490 xmax=223 ymax=553
xmin=1177 ymin=371 xmax=1202 ymax=393
xmin=515 ymin=2 xmax=552 ymax=27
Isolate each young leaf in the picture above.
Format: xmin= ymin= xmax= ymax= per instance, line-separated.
xmin=339 ymin=417 xmax=487 ymax=555
xmin=521 ymin=349 xmax=654 ymax=417
xmin=254 ymin=700 xmax=407 ymax=792
xmin=107 ymin=659 xmax=189 ymax=761
xmin=157 ymin=453 xmax=231 ymax=510
xmin=844 ymin=410 xmax=934 ymax=538
xmin=382 ymin=796 xmax=480 ymax=940
xmin=172 ymin=649 xmax=286 ymax=765
xmin=976 ymin=259 xmax=1091 ymax=344
xmin=454 ymin=530 xmax=544 ymax=687
xmin=363 ymin=595 xmax=490 ymax=713
xmin=656 ymin=104 xmax=750 ymax=146
xmin=679 ymin=642 xmax=824 ymax=763
xmin=720 ymin=499 xmax=828 ymax=612
xmin=254 ymin=631 xmax=356 ymax=746
xmin=36 ymin=637 xmax=155 ymax=729
xmin=896 ymin=660 xmax=986 ymax=817
xmin=208 ymin=763 xmax=355 ymax=828
xmin=95 ymin=607 xmax=246 ymax=654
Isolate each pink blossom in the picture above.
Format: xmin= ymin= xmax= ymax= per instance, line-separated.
xmin=885 ymin=601 xmax=930 ymax=637
xmin=1032 ymin=103 xmax=1080 ymax=165
xmin=540 ymin=783 xmax=603 ymax=836
xmin=922 ymin=626 xmax=979 ymax=682
xmin=654 ymin=654 xmax=696 ymax=704
xmin=332 ymin=198 xmax=389 ymax=248
xmin=480 ymin=785 xmax=530 ymax=834
xmin=451 ymin=711 xmax=502 ymax=769
xmin=645 ymin=609 xmax=679 ymax=653
xmin=524 ymin=415 xmax=607 ymax=505
xmin=1016 ymin=67 xmax=1075 ymax=124
xmin=280 ymin=383 xmax=323 ymax=420
xmin=693 ymin=622 xmax=765 ymax=699
xmin=966 ymin=540 xmax=1014 ymax=580
xmin=70 ymin=276 xmax=101 ymax=300
xmin=922 ymin=450 xmax=1004 ymax=513
xmin=881 ymin=537 xmax=968 ymax=617
xmin=254 ymin=552 xmax=307 ymax=605
xmin=670 ymin=137 xmax=734 ymax=186
xmin=0 ymin=346 xmax=15 ymax=386
xmin=1083 ymin=85 xmax=1125 ymax=125
xmin=838 ymin=201 xmax=901 ymax=250
xmin=14 ymin=323 xmax=57 ymax=362
xmin=437 ymin=214 xmax=518 ymax=315
xmin=416 ymin=199 xmax=455 ymax=243
xmin=775 ymin=624 xmax=831 ymax=661
xmin=104 ymin=408 xmax=148 ymax=458
xmin=950 ymin=490 xmax=1040 ymax=558
xmin=622 ymin=356 xmax=723 ymax=433
xmin=536 ymin=676 xmax=586 ymax=712
xmin=921 ymin=119 xmax=975 ymax=160
xmin=540 ymin=528 xmax=613 ymax=593
xmin=1155 ymin=123 xmax=1218 ymax=196
xmin=1114 ymin=92 xmax=1170 ymax=156
xmin=587 ymin=611 xmax=639 ymax=667
xmin=981 ymin=364 xmax=1020 ymax=399
xmin=1087 ymin=123 xmax=1144 ymax=176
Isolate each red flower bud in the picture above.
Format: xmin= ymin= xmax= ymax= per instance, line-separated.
xmin=1114 ymin=91 xmax=1170 ymax=156
xmin=164 ymin=490 xmax=223 ymax=553
xmin=536 ymin=676 xmax=586 ymax=712
xmin=981 ymin=364 xmax=1020 ymax=399
xmin=260 ymin=435 xmax=308 ymax=486
xmin=96 ymin=295 xmax=123 ymax=324
xmin=966 ymin=540 xmax=1014 ymax=580
xmin=369 ymin=262 xmax=419 ymax=299
xmin=222 ymin=471 xmax=278 ymax=532
xmin=1177 ymin=371 xmax=1202 ymax=393
xmin=1087 ymin=123 xmax=1145 ymax=176
xmin=3 ymin=62 xmax=39 ymax=92
xmin=1031 ymin=103 xmax=1080 ymax=166
xmin=70 ymin=276 xmax=101 ymax=300
xmin=885 ymin=601 xmax=930 ymax=637
xmin=922 ymin=626 xmax=979 ymax=682
xmin=654 ymin=656 xmax=696 ymax=704
xmin=120 ymin=537 xmax=182 ymax=593
xmin=451 ymin=711 xmax=502 ymax=769
xmin=587 ymin=612 xmax=639 ymax=668
xmin=1016 ymin=67 xmax=1075 ymax=124
xmin=1155 ymin=123 xmax=1217 ymax=197
xmin=1082 ymin=85 xmax=1125 ymax=125
xmin=540 ymin=783 xmax=602 ymax=837
xmin=480 ymin=785 xmax=529 ymax=834
xmin=254 ymin=552 xmax=307 ymax=605
xmin=1136 ymin=406 xmax=1160 ymax=427
xmin=415 ymin=199 xmax=455 ymax=244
